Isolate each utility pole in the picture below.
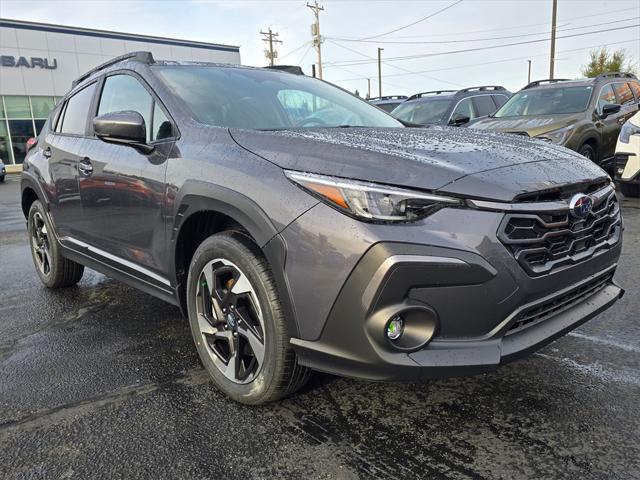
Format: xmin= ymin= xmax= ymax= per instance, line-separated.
xmin=367 ymin=78 xmax=371 ymax=99
xmin=307 ymin=1 xmax=324 ymax=79
xmin=377 ymin=48 xmax=384 ymax=97
xmin=260 ymin=28 xmax=282 ymax=66
xmin=549 ymin=0 xmax=558 ymax=79
xmin=527 ymin=60 xmax=532 ymax=84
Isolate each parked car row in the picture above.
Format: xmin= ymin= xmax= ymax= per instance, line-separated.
xmin=371 ymin=73 xmax=640 ymax=179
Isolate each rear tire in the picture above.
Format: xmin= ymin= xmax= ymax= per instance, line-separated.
xmin=186 ymin=231 xmax=310 ymax=404
xmin=28 ymin=200 xmax=84 ymax=288
xmin=620 ymin=182 xmax=640 ymax=198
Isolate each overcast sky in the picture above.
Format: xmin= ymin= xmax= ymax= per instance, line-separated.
xmin=2 ymin=0 xmax=639 ymax=95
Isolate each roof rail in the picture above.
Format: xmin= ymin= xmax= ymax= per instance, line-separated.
xmin=456 ymin=85 xmax=507 ymax=94
xmin=264 ymin=65 xmax=305 ymax=75
xmin=72 ymin=51 xmax=155 ymax=88
xmin=595 ymin=72 xmax=637 ymax=80
xmin=407 ymin=90 xmax=456 ymax=100
xmin=521 ymin=78 xmax=571 ymax=90
xmin=368 ymin=95 xmax=408 ymax=101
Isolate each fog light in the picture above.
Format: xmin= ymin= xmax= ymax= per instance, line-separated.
xmin=386 ymin=316 xmax=404 ymax=340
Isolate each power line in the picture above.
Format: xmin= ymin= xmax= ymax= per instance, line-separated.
xmin=327 ymin=39 xmax=465 ymax=87
xmin=324 ymin=24 xmax=640 ymax=68
xmin=327 ymin=16 xmax=639 ymax=45
xmin=355 ymin=0 xmax=464 ymax=41
xmin=296 ymin=43 xmax=314 ymax=67
xmin=357 ymin=6 xmax=640 ymax=40
xmin=278 ymin=41 xmax=311 ymax=61
xmin=329 ymin=38 xmax=640 ymax=83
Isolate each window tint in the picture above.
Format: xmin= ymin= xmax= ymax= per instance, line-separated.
xmin=98 ymin=75 xmax=153 ymax=141
xmin=629 ymin=81 xmax=640 ymax=102
xmin=613 ymin=82 xmax=634 ymax=105
xmin=154 ymin=65 xmax=401 ymax=129
xmin=60 ymin=83 xmax=97 ymax=135
xmin=451 ymin=98 xmax=474 ymax=121
xmin=472 ymin=95 xmax=496 ymax=117
xmin=152 ymin=103 xmax=173 ymax=140
xmin=492 ymin=95 xmax=509 ymax=108
xmin=597 ymin=84 xmax=616 ymax=112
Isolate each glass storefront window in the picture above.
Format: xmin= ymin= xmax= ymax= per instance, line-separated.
xmin=34 ymin=119 xmax=47 ymax=135
xmin=31 ymin=97 xmax=56 ymax=118
xmin=0 ymin=96 xmax=59 ymax=164
xmin=0 ymin=120 xmax=11 ymax=164
xmin=8 ymin=119 xmax=35 ymax=164
xmin=4 ymin=96 xmax=31 ymax=118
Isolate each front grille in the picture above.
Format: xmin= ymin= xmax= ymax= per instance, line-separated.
xmin=498 ymin=188 xmax=621 ymax=276
xmin=506 ymin=271 xmax=614 ymax=335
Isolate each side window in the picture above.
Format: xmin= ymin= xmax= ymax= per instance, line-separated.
xmin=59 ymin=83 xmax=97 ymax=135
xmin=152 ymin=103 xmax=173 ymax=141
xmin=613 ymin=82 xmax=634 ymax=106
xmin=492 ymin=95 xmax=509 ymax=108
xmin=98 ymin=74 xmax=153 ymax=142
xmin=472 ymin=96 xmax=496 ymax=117
xmin=629 ymin=81 xmax=640 ymax=102
xmin=451 ymin=98 xmax=475 ymax=121
xmin=597 ymin=84 xmax=616 ymax=113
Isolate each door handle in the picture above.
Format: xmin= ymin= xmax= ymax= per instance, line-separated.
xmin=43 ymin=147 xmax=52 ymax=158
xmin=78 ymin=157 xmax=93 ymax=176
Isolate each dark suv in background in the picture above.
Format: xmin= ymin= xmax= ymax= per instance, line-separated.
xmin=471 ymin=73 xmax=640 ymax=173
xmin=21 ymin=52 xmax=623 ymax=404
xmin=390 ymin=86 xmax=511 ymax=126
xmin=367 ymin=95 xmax=408 ymax=113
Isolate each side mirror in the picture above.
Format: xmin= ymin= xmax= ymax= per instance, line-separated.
xmin=600 ymin=103 xmax=621 ymax=118
xmin=93 ymin=111 xmax=152 ymax=152
xmin=449 ymin=113 xmax=470 ymax=126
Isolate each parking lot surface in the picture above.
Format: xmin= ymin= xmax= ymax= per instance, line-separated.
xmin=1 ymin=173 xmax=638 ymax=480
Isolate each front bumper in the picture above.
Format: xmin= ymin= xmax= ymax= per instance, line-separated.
xmin=281 ymin=196 xmax=623 ymax=381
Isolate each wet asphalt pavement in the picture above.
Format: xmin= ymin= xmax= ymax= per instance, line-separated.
xmin=0 ymin=173 xmax=638 ymax=480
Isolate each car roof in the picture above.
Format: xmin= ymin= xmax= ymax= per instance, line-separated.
xmin=521 ymin=73 xmax=638 ymax=91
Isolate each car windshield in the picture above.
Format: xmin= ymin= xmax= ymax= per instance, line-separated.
xmin=153 ymin=66 xmax=402 ymax=130
xmin=494 ymin=86 xmax=593 ymax=117
xmin=391 ymin=98 xmax=452 ymax=124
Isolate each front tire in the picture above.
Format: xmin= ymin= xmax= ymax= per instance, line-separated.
xmin=186 ymin=231 xmax=310 ymax=404
xmin=28 ymin=200 xmax=84 ymax=288
xmin=578 ymin=143 xmax=596 ymax=161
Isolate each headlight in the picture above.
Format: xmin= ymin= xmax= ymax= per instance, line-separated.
xmin=536 ymin=125 xmax=573 ymax=145
xmin=537 ymin=125 xmax=574 ymax=145
xmin=285 ymin=171 xmax=461 ymax=222
xmin=619 ymin=120 xmax=640 ymax=144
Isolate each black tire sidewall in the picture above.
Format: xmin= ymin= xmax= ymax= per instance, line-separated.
xmin=27 ymin=200 xmax=57 ymax=286
xmin=578 ymin=144 xmax=596 ymax=161
xmin=186 ymin=233 xmax=283 ymax=404
xmin=620 ymin=182 xmax=640 ymax=198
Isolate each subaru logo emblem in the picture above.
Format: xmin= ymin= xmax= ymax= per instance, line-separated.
xmin=569 ymin=193 xmax=593 ymax=219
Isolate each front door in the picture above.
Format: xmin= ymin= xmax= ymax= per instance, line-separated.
xmin=77 ymin=73 xmax=175 ymax=279
xmin=595 ymin=83 xmax=624 ymax=160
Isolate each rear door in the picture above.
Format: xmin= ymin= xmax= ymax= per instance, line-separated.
xmin=45 ymin=82 xmax=98 ymax=237
xmin=77 ymin=72 xmax=176 ymax=279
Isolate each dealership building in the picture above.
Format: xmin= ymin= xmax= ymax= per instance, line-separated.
xmin=0 ymin=18 xmax=241 ymax=169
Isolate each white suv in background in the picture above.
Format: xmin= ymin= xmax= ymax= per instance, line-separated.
xmin=615 ymin=111 xmax=640 ymax=197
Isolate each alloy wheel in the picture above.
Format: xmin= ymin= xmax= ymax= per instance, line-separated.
xmin=31 ymin=211 xmax=52 ymax=276
xmin=195 ymin=259 xmax=266 ymax=384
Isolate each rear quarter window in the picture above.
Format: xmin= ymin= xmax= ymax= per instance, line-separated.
xmin=628 ymin=81 xmax=640 ymax=102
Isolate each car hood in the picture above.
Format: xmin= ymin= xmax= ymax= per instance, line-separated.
xmin=230 ymin=126 xmax=606 ymax=201
xmin=469 ymin=113 xmax=578 ymax=137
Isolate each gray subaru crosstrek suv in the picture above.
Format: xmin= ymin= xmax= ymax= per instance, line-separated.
xmin=21 ymin=52 xmax=623 ymax=404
